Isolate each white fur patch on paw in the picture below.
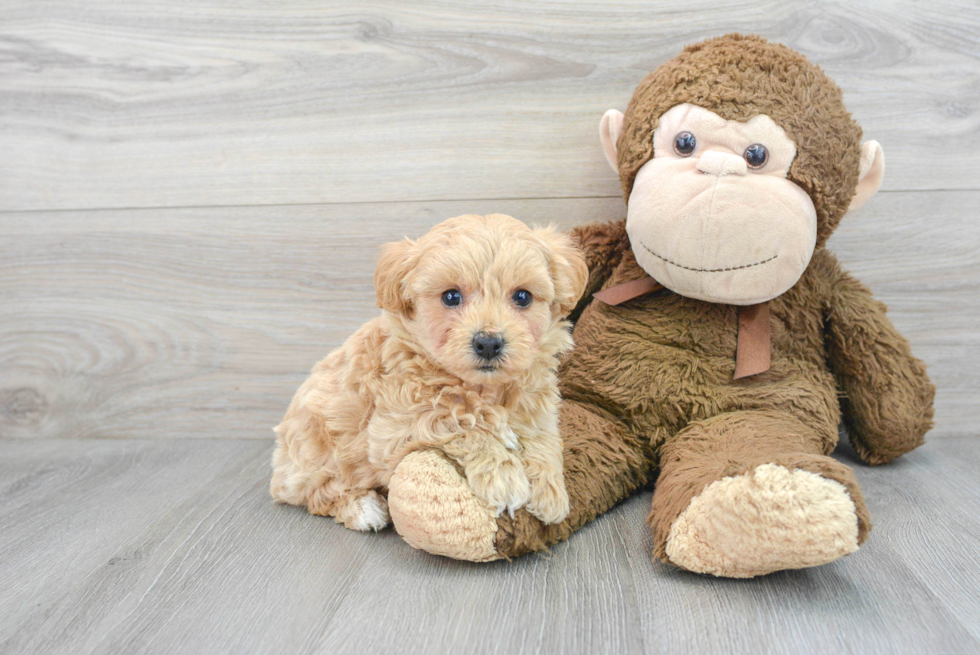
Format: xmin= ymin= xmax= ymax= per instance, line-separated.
xmin=500 ymin=426 xmax=520 ymax=451
xmin=351 ymin=494 xmax=390 ymax=532
xmin=665 ymin=463 xmax=860 ymax=578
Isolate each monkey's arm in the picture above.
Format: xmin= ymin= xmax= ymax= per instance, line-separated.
xmin=566 ymin=219 xmax=629 ymax=324
xmin=823 ymin=259 xmax=935 ymax=465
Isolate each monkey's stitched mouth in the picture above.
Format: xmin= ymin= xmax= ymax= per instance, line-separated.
xmin=641 ymin=242 xmax=777 ymax=273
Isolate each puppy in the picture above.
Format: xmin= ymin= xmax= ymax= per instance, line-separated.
xmin=270 ymin=214 xmax=588 ymax=531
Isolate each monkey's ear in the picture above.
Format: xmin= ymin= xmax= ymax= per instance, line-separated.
xmin=599 ymin=109 xmax=624 ymax=174
xmin=374 ymin=238 xmax=417 ymax=315
xmin=535 ymin=227 xmax=589 ymax=316
xmin=847 ymin=140 xmax=885 ymax=214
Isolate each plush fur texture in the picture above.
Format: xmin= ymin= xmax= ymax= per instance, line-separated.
xmin=270 ymin=214 xmax=587 ymax=529
xmin=388 ymin=35 xmax=935 ymax=577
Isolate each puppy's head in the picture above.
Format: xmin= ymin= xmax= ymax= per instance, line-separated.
xmin=375 ymin=214 xmax=587 ymax=385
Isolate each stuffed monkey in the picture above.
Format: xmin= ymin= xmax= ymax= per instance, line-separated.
xmin=386 ymin=34 xmax=935 ymax=577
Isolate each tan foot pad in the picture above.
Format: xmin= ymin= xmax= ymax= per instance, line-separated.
xmin=665 ymin=463 xmax=860 ymax=578
xmin=388 ymin=450 xmax=501 ymax=562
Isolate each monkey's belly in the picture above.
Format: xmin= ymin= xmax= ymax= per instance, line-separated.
xmin=559 ymin=297 xmax=840 ymax=448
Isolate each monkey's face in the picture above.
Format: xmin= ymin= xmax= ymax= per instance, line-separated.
xmin=624 ymin=103 xmax=817 ymax=305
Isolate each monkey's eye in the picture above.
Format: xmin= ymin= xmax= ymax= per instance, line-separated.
xmin=512 ymin=289 xmax=533 ymax=308
xmin=744 ymin=144 xmax=769 ymax=169
xmin=441 ymin=289 xmax=463 ymax=307
xmin=673 ymin=131 xmax=697 ymax=156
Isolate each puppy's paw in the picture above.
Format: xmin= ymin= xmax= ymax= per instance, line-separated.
xmin=499 ymin=425 xmax=520 ymax=452
xmin=341 ymin=491 xmax=390 ymax=532
xmin=526 ymin=478 xmax=570 ymax=525
xmin=467 ymin=456 xmax=531 ymax=518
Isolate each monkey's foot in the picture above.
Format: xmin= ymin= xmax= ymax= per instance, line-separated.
xmin=664 ymin=463 xmax=860 ymax=578
xmin=388 ymin=450 xmax=501 ymax=562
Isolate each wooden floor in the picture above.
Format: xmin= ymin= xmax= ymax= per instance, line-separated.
xmin=2 ymin=1 xmax=979 ymax=653
xmin=2 ymin=438 xmax=979 ymax=654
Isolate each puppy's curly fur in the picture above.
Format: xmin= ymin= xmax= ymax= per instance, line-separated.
xmin=270 ymin=214 xmax=588 ymax=531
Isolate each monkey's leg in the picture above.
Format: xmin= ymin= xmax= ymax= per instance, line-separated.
xmin=387 ymin=399 xmax=653 ymax=561
xmin=651 ymin=409 xmax=870 ymax=578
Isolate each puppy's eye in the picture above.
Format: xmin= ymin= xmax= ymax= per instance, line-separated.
xmin=673 ymin=131 xmax=697 ymax=156
xmin=744 ymin=143 xmax=769 ymax=169
xmin=512 ymin=289 xmax=532 ymax=308
xmin=441 ymin=289 xmax=462 ymax=307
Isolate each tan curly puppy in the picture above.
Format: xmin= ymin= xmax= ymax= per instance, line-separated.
xmin=270 ymin=214 xmax=588 ymax=531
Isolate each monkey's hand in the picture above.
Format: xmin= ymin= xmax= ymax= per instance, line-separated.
xmin=825 ymin=264 xmax=935 ymax=465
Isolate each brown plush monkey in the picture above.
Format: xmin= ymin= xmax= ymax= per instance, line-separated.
xmin=386 ymin=34 xmax=935 ymax=577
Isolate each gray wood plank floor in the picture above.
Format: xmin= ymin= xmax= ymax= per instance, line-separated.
xmin=2 ymin=0 xmax=979 ymax=653
xmin=1 ymin=438 xmax=979 ymax=654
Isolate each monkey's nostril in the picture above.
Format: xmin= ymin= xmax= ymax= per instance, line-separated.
xmin=472 ymin=332 xmax=505 ymax=361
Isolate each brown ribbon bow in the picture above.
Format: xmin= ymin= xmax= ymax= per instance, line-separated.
xmin=593 ymin=276 xmax=770 ymax=380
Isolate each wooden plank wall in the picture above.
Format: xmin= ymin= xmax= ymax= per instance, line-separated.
xmin=1 ymin=0 xmax=977 ymax=441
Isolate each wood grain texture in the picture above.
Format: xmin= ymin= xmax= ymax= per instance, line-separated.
xmin=1 ymin=192 xmax=975 ymax=441
xmin=0 ymin=0 xmax=978 ymax=211
xmin=0 ymin=439 xmax=271 ymax=641
xmin=1 ymin=438 xmax=978 ymax=654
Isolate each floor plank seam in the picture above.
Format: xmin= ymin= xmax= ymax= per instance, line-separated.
xmin=0 ymin=187 xmax=974 ymax=217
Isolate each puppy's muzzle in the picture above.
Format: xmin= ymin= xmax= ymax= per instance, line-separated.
xmin=472 ymin=332 xmax=505 ymax=363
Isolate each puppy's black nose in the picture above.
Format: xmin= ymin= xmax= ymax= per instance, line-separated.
xmin=472 ymin=332 xmax=505 ymax=361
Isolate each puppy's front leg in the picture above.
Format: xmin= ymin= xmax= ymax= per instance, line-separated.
xmin=520 ymin=426 xmax=570 ymax=525
xmin=441 ymin=428 xmax=530 ymax=518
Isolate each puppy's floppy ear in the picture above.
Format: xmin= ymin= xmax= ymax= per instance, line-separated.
xmin=374 ymin=237 xmax=418 ymax=314
xmin=534 ymin=226 xmax=589 ymax=316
